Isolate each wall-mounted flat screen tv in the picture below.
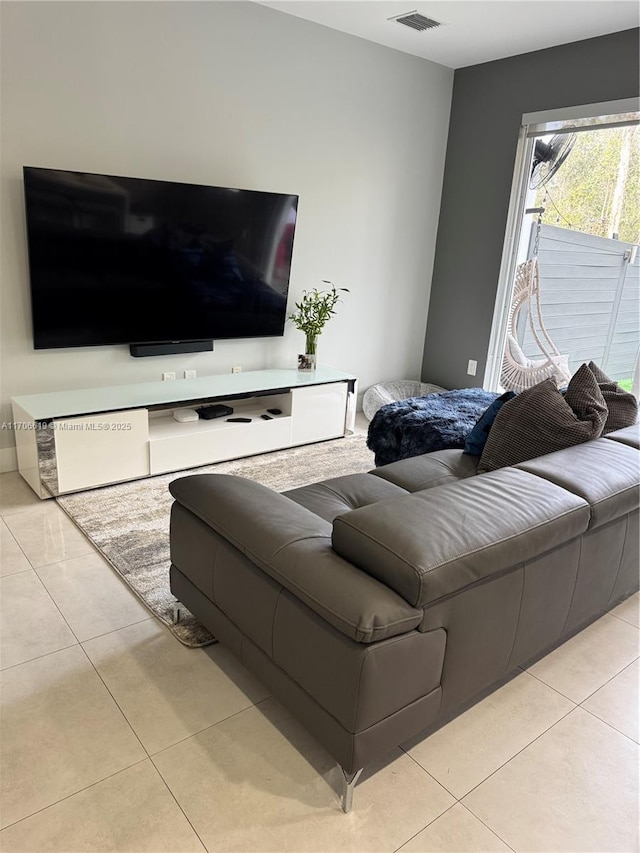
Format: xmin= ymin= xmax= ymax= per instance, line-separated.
xmin=23 ymin=167 xmax=298 ymax=350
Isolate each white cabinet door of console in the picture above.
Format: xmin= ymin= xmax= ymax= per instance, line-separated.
xmin=290 ymin=383 xmax=348 ymax=445
xmin=53 ymin=409 xmax=149 ymax=493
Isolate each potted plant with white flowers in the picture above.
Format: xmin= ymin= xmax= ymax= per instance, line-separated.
xmin=289 ymin=281 xmax=349 ymax=370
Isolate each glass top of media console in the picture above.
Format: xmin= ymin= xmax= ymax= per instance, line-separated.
xmin=12 ymin=368 xmax=357 ymax=420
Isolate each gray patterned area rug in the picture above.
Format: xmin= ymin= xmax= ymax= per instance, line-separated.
xmin=57 ymin=435 xmax=374 ymax=647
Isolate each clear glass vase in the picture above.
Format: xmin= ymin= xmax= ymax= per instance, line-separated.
xmin=298 ymin=334 xmax=318 ymax=370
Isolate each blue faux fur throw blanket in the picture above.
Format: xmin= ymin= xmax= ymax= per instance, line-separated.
xmin=367 ymin=388 xmax=499 ymax=466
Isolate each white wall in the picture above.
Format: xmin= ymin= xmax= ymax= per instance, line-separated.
xmin=0 ymin=0 xmax=453 ymax=470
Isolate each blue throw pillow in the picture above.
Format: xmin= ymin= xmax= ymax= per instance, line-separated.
xmin=463 ymin=391 xmax=516 ymax=456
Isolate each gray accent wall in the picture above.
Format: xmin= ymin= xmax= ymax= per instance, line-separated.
xmin=421 ymin=28 xmax=640 ymax=390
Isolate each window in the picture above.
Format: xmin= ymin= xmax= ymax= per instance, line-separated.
xmin=485 ymin=99 xmax=640 ymax=397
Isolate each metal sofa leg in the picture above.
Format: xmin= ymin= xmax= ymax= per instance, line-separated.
xmin=172 ymin=600 xmax=184 ymax=624
xmin=340 ymin=766 xmax=363 ymax=813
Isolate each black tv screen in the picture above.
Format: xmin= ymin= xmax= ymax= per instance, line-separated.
xmin=23 ymin=167 xmax=298 ymax=349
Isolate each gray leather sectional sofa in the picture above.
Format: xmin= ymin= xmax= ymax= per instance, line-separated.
xmin=168 ymin=424 xmax=639 ymax=811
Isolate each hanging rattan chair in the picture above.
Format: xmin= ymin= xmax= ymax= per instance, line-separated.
xmin=500 ymin=257 xmax=571 ymax=393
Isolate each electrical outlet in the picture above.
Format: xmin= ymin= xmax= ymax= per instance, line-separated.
xmin=467 ymin=359 xmax=477 ymax=377
xmin=162 ymin=371 xmax=176 ymax=381
xmin=184 ymin=370 xmax=197 ymax=380
xmin=231 ymin=366 xmax=242 ymax=374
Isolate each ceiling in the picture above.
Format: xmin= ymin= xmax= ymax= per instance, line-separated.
xmin=257 ymin=1 xmax=640 ymax=69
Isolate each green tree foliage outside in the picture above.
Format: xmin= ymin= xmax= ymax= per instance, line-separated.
xmin=534 ymin=125 xmax=639 ymax=243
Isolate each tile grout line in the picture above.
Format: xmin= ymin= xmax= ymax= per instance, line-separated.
xmin=148 ymin=756 xmax=210 ymax=852
xmin=0 ymin=516 xmax=34 ymax=569
xmin=518 ymin=666 xmax=581 ymax=705
xmin=460 ymin=703 xmax=578 ymax=805
xmin=31 ymin=558 xmax=156 ymax=642
xmin=399 ymin=744 xmax=459 ymax=801
xmin=458 ymin=801 xmax=516 ymax=852
xmin=76 ymin=641 xmax=151 ymax=756
xmin=22 ymin=549 xmax=148 ymax=650
xmin=148 ymin=695 xmax=274 ymax=759
xmin=608 ymin=605 xmax=640 ymax=629
xmin=523 ymin=667 xmax=581 ymax=703
xmin=0 ymin=566 xmax=84 ymax=672
xmin=388 ymin=793 xmax=516 ymax=853
xmin=0 ymin=613 xmax=155 ymax=673
xmin=578 ymin=654 xmax=639 ymax=704
xmin=27 ymin=547 xmax=98 ymax=571
xmin=0 ymin=638 xmax=79 ymax=674
xmin=0 ymin=757 xmax=150 ymax=834
xmin=389 ymin=800 xmax=459 ymax=853
xmin=578 ymin=654 xmax=640 ymax=745
xmin=70 ymin=642 xmax=160 ymax=823
xmin=0 ymin=504 xmax=52 ymax=520
xmin=580 ymin=702 xmax=640 ymax=746
xmin=146 ymin=699 xmax=281 ymax=852
xmin=460 ymin=694 xmax=639 ymax=849
xmin=75 ymin=615 xmax=154 ymax=644
xmin=0 ymin=472 xmax=52 ymax=515
xmin=3 ymin=515 xmax=97 ymax=569
xmin=3 ymin=494 xmax=99 ymax=568
xmin=398 ymin=667 xmax=582 ymax=802
xmin=525 ymin=645 xmax=639 ymax=706
xmin=14 ymin=503 xmax=161 ymax=646
xmin=0 ymin=567 xmax=33 ymax=580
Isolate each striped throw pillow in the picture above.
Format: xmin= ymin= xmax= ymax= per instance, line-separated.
xmin=477 ymin=365 xmax=607 ymax=473
xmin=587 ymin=362 xmax=638 ymax=434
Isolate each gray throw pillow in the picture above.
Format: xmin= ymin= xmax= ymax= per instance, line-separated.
xmin=587 ymin=361 xmax=638 ymax=434
xmin=477 ymin=365 xmax=607 ymax=473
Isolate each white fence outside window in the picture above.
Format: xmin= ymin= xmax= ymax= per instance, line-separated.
xmin=519 ymin=222 xmax=639 ymax=382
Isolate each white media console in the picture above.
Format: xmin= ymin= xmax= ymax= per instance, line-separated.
xmin=12 ymin=368 xmax=357 ymax=498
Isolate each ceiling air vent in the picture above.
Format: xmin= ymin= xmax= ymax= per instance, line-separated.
xmin=390 ymin=11 xmax=442 ymax=32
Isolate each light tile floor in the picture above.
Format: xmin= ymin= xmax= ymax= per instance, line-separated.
xmin=0 ymin=467 xmax=638 ymax=852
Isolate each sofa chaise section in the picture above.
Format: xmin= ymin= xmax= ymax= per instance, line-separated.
xmin=168 ymin=432 xmax=638 ymax=810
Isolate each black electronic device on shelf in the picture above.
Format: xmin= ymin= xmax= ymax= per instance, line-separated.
xmin=22 ymin=167 xmax=298 ymax=355
xmin=197 ymin=404 xmax=234 ymax=420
